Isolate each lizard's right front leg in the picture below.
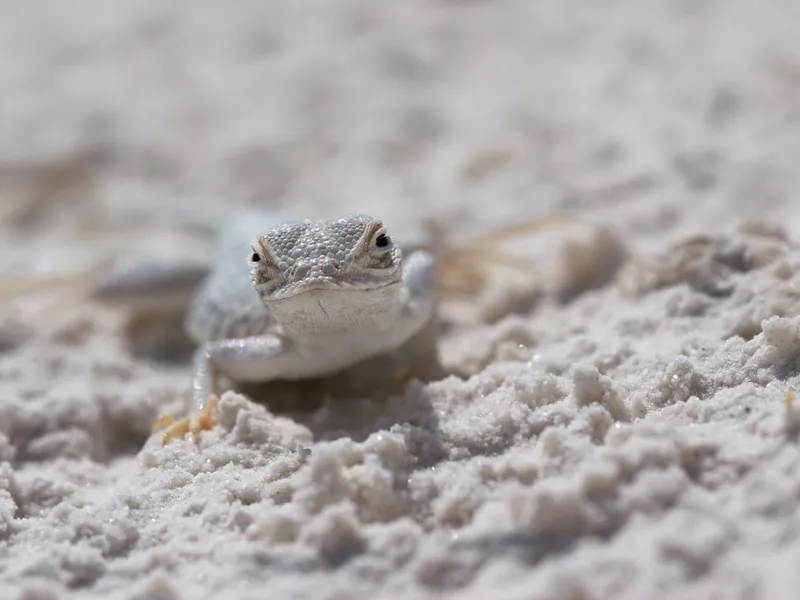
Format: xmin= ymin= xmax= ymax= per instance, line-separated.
xmin=191 ymin=334 xmax=297 ymax=409
xmin=158 ymin=333 xmax=297 ymax=445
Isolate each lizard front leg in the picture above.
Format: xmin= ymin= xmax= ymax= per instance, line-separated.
xmin=157 ymin=333 xmax=297 ymax=445
xmin=191 ymin=334 xmax=298 ymax=409
xmin=380 ymin=249 xmax=442 ymax=383
xmin=399 ymin=249 xmax=439 ymax=333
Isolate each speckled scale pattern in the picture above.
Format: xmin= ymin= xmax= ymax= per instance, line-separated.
xmin=252 ymin=214 xmax=379 ymax=296
xmin=265 ymin=213 xmax=372 ymax=266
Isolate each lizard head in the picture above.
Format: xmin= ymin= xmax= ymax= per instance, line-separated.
xmin=248 ymin=214 xmax=404 ymax=306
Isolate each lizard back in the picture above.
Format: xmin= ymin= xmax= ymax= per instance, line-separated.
xmin=185 ymin=209 xmax=286 ymax=342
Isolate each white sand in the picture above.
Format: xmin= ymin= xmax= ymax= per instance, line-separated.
xmin=2 ymin=1 xmax=800 ymax=598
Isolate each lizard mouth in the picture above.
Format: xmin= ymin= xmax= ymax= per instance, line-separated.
xmin=264 ymin=275 xmax=402 ymax=301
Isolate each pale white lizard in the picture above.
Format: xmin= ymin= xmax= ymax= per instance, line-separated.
xmin=91 ymin=210 xmax=441 ymax=442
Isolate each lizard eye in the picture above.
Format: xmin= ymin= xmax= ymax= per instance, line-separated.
xmin=374 ymin=231 xmax=391 ymax=250
xmin=250 ymin=252 xmax=261 ymax=262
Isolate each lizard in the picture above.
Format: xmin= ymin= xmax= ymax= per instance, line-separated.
xmin=90 ymin=210 xmax=441 ymax=443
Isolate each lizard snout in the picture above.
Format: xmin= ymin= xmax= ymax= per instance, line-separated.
xmin=289 ymin=260 xmax=342 ymax=282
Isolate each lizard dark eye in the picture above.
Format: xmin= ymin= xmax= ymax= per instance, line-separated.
xmin=375 ymin=233 xmax=389 ymax=248
xmin=251 ymin=252 xmax=261 ymax=262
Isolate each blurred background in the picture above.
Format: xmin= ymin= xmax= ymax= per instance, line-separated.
xmin=0 ymin=0 xmax=799 ymax=281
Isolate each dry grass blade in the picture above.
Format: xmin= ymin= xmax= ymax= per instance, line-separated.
xmin=438 ymin=212 xmax=574 ymax=297
xmin=0 ymin=268 xmax=96 ymax=302
xmin=451 ymin=212 xmax=574 ymax=247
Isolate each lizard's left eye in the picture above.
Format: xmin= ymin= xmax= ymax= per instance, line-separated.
xmin=375 ymin=233 xmax=390 ymax=248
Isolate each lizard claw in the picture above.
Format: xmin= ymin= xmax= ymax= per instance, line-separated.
xmin=153 ymin=395 xmax=221 ymax=446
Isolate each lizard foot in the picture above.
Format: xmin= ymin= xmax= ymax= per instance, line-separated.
xmin=152 ymin=395 xmax=221 ymax=446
